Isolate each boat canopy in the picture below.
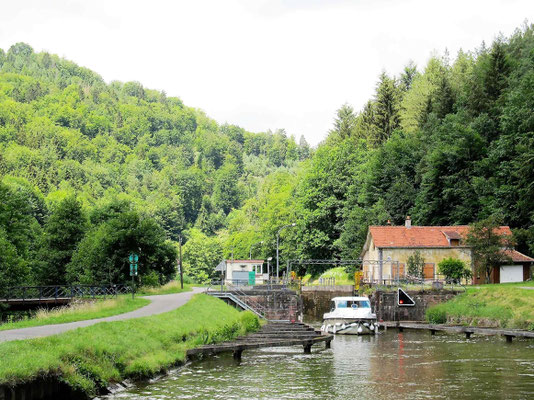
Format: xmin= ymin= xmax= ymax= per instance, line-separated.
xmin=330 ymin=297 xmax=371 ymax=310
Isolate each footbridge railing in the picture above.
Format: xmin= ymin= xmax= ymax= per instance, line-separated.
xmin=1 ymin=285 xmax=131 ymax=303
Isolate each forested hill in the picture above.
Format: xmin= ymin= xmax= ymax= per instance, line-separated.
xmin=0 ymin=43 xmax=310 ymax=288
xmin=223 ymin=23 xmax=534 ymax=276
xmin=1 ymin=23 xmax=534 ymax=286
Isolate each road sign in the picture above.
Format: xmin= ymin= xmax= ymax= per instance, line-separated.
xmin=397 ymin=288 xmax=415 ymax=306
xmin=129 ymin=253 xmax=139 ymax=276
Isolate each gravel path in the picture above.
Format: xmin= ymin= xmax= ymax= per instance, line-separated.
xmin=0 ymin=287 xmax=204 ymax=343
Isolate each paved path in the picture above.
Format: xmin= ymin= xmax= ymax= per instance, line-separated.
xmin=0 ymin=287 xmax=204 ymax=343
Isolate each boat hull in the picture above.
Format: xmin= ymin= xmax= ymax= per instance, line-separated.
xmin=321 ymin=318 xmax=378 ymax=335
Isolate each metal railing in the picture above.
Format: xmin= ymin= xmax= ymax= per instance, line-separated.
xmin=1 ymin=285 xmax=131 ymax=302
xmin=206 ymin=281 xmax=270 ymax=318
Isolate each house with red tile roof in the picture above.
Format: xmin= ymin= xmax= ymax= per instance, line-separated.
xmin=360 ymin=217 xmax=533 ymax=284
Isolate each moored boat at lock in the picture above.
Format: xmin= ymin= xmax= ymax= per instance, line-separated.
xmin=321 ymin=296 xmax=378 ymax=335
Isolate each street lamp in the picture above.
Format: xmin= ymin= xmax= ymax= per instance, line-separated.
xmin=267 ymin=257 xmax=273 ymax=277
xmin=276 ymin=223 xmax=296 ymax=279
xmin=249 ymin=240 xmax=264 ymax=259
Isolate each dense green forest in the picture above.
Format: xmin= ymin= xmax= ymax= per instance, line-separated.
xmin=1 ymin=23 xmax=534 ymax=287
xmin=223 ymin=23 xmax=534 ymax=275
xmin=0 ymin=42 xmax=309 ymax=289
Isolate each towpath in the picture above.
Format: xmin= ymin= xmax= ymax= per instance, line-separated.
xmin=0 ymin=287 xmax=204 ymax=343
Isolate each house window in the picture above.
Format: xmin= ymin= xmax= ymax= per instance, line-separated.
xmin=450 ymin=239 xmax=460 ymax=246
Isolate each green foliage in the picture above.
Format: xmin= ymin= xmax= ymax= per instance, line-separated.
xmin=466 ymin=216 xmax=515 ymax=283
xmin=67 ymin=208 xmax=176 ymax=285
xmin=37 ymin=195 xmax=87 ymax=284
xmin=426 ymin=306 xmax=447 ymax=324
xmin=182 ymin=229 xmax=223 ymax=283
xmin=0 ymin=43 xmax=308 ymax=287
xmin=407 ymin=250 xmax=425 ymax=278
xmin=438 ymin=258 xmax=471 ymax=282
xmin=2 ymin=23 xmax=534 ymax=282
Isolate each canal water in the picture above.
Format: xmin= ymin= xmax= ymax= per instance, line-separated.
xmin=107 ymin=330 xmax=534 ymax=400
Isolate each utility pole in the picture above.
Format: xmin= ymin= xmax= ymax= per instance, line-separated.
xmin=276 ymin=223 xmax=296 ymax=280
xmin=179 ymin=234 xmax=184 ymax=289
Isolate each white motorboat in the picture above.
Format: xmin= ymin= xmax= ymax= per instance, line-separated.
xmin=321 ymin=296 xmax=378 ymax=335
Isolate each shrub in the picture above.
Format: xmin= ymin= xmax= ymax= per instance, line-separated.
xmin=426 ymin=305 xmax=447 ymax=324
xmin=407 ymin=250 xmax=425 ymax=278
xmin=438 ymin=257 xmax=471 ymax=282
xmin=142 ymin=270 xmax=161 ymax=287
xmin=240 ymin=311 xmax=261 ymax=332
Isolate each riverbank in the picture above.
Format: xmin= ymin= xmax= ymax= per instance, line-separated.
xmin=0 ymin=297 xmax=150 ymax=331
xmin=426 ymin=282 xmax=534 ymax=330
xmin=0 ymin=294 xmax=259 ymax=398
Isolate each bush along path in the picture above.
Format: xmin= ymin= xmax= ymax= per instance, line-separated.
xmin=0 ymin=287 xmax=202 ymax=342
xmin=0 ymin=294 xmax=260 ymax=399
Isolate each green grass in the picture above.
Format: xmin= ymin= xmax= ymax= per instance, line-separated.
xmin=304 ymin=267 xmax=355 ymax=286
xmin=426 ymin=281 xmax=534 ymax=330
xmin=0 ymin=294 xmax=259 ymax=396
xmin=0 ymin=296 xmax=150 ymax=331
xmin=137 ymin=281 xmax=194 ymax=296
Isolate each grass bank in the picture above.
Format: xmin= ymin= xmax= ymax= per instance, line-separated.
xmin=426 ymin=282 xmax=534 ymax=330
xmin=0 ymin=297 xmax=150 ymax=332
xmin=303 ymin=267 xmax=355 ymax=286
xmin=0 ymin=294 xmax=259 ymax=396
xmin=137 ymin=281 xmax=194 ymax=296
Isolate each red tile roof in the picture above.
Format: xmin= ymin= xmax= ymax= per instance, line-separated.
xmin=369 ymin=225 xmax=512 ymax=248
xmin=442 ymin=230 xmax=462 ymax=240
xmin=503 ymin=249 xmax=534 ymax=263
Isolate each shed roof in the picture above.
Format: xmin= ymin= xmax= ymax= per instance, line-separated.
xmin=503 ymin=249 xmax=534 ymax=263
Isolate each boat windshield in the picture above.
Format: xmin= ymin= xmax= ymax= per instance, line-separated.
xmin=336 ymin=300 xmax=371 ymax=309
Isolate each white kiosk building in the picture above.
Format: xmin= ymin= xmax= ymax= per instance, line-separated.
xmin=215 ymin=259 xmax=267 ymax=285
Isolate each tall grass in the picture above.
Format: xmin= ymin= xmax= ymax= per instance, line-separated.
xmin=426 ymin=282 xmax=534 ymax=330
xmin=0 ymin=297 xmax=150 ymax=331
xmin=0 ymin=294 xmax=259 ymax=396
xmin=137 ymin=281 xmax=194 ymax=296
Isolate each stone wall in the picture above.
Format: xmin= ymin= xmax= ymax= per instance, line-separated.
xmin=300 ymin=286 xmax=355 ymax=321
xmin=299 ymin=287 xmax=459 ymax=322
xmin=233 ymin=289 xmax=301 ymax=321
xmin=371 ymin=290 xmax=459 ymax=321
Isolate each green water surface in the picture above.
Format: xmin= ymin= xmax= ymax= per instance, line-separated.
xmin=106 ymin=330 xmax=534 ymax=400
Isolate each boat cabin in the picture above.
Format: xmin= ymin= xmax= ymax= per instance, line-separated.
xmin=329 ymin=297 xmax=372 ymax=312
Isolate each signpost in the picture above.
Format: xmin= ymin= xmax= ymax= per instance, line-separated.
xmin=129 ymin=253 xmax=139 ymax=299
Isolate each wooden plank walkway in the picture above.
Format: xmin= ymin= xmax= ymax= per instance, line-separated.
xmin=381 ymin=321 xmax=534 ymax=342
xmin=187 ymin=322 xmax=333 ymax=359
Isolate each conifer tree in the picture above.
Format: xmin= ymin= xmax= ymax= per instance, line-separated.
xmin=373 ymin=72 xmax=401 ymax=144
xmin=38 ymin=195 xmax=87 ymax=284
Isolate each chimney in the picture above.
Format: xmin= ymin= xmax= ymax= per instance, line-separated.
xmin=387 ymin=219 xmax=391 ymax=226
xmin=405 ymin=216 xmax=411 ymax=228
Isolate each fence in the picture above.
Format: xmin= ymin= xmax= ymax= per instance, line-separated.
xmin=1 ymin=285 xmax=131 ymax=302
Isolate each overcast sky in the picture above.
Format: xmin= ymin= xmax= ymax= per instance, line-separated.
xmin=1 ymin=0 xmax=532 ymax=145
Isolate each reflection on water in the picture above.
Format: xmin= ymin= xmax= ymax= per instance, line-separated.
xmin=107 ymin=330 xmax=534 ymax=400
